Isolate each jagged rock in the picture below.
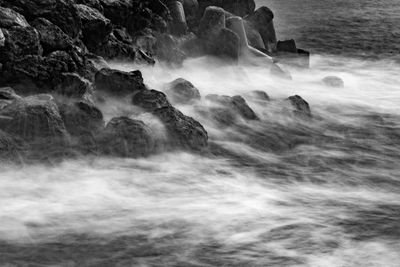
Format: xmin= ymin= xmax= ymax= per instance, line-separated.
xmin=69 ymin=47 xmax=98 ymax=81
xmin=76 ymin=4 xmax=112 ymax=49
xmin=245 ymin=90 xmax=270 ymax=101
xmin=195 ymin=105 xmax=237 ymax=126
xmin=270 ymin=64 xmax=292 ymax=80
xmin=0 ymin=26 xmax=42 ymax=63
xmin=0 ymin=6 xmax=29 ymax=28
xmin=322 ymin=76 xmax=344 ymax=88
xmin=246 ymin=6 xmax=277 ymax=53
xmin=206 ymin=94 xmax=259 ymax=120
xmin=113 ymin=27 xmax=133 ymax=44
xmin=198 ymin=0 xmax=255 ymax=17
xmin=59 ymin=100 xmax=104 ymax=136
xmin=86 ymin=53 xmax=110 ymax=72
xmin=2 ymin=0 xmax=82 ymax=38
xmin=164 ymin=78 xmax=201 ymax=104
xmin=75 ymin=0 xmax=104 ymax=13
xmin=213 ymin=28 xmax=240 ymax=60
xmin=31 ymin=18 xmax=73 ymax=54
xmin=153 ymin=106 xmax=208 ymax=150
xmin=287 ymin=95 xmax=311 ymax=118
xmin=99 ymin=0 xmax=133 ymax=26
xmin=0 ymin=94 xmax=69 ymax=143
xmin=94 ymin=68 xmax=146 ymax=95
xmin=92 ymin=31 xmax=136 ymax=60
xmin=99 ymin=116 xmax=155 ymax=157
xmin=166 ymin=1 xmax=187 ymax=35
xmin=132 ymin=89 xmax=171 ymax=112
xmin=54 ymin=73 xmax=93 ymax=99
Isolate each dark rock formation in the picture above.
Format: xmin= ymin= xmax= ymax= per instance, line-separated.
xmin=287 ymin=95 xmax=312 ymax=118
xmin=322 ymin=76 xmax=344 ymax=88
xmin=166 ymin=1 xmax=187 ymax=35
xmin=54 ymin=73 xmax=93 ymax=99
xmin=31 ymin=18 xmax=73 ymax=54
xmin=0 ymin=87 xmax=21 ymax=101
xmin=246 ymin=6 xmax=276 ymax=53
xmin=99 ymin=0 xmax=133 ymax=26
xmin=132 ymin=89 xmax=171 ymax=112
xmin=0 ymin=6 xmax=29 ymax=28
xmin=98 ymin=116 xmax=155 ymax=157
xmin=0 ymin=129 xmax=22 ymax=161
xmin=154 ymin=106 xmax=208 ymax=150
xmin=276 ymin=39 xmax=310 ymax=68
xmin=164 ymin=78 xmax=201 ymax=104
xmin=206 ymin=94 xmax=259 ymax=120
xmin=198 ymin=0 xmax=255 ymax=17
xmin=94 ymin=68 xmax=146 ymax=95
xmin=245 ymin=90 xmax=270 ymax=101
xmin=76 ymin=0 xmax=104 ymax=13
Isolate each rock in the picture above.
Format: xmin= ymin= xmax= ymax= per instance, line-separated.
xmin=99 ymin=0 xmax=133 ymax=26
xmin=76 ymin=4 xmax=112 ymax=49
xmin=59 ymin=100 xmax=104 ymax=136
xmin=54 ymin=73 xmax=93 ymax=99
xmin=92 ymin=31 xmax=136 ymax=60
xmin=0 ymin=94 xmax=69 ymax=143
xmin=0 ymin=26 xmax=42 ymax=63
xmin=94 ymin=68 xmax=146 ymax=95
xmin=206 ymin=94 xmax=258 ymax=120
xmin=195 ymin=105 xmax=237 ymax=126
xmin=166 ymin=1 xmax=187 ymax=35
xmin=132 ymin=89 xmax=171 ymax=112
xmin=270 ymin=63 xmax=292 ymax=80
xmin=0 ymin=29 xmax=4 ymax=47
xmin=0 ymin=130 xmax=22 ymax=161
xmin=155 ymin=33 xmax=186 ymax=65
xmin=246 ymin=6 xmax=277 ymax=53
xmin=245 ymin=90 xmax=270 ymax=101
xmin=0 ymin=6 xmax=29 ymax=28
xmin=198 ymin=6 xmax=226 ymax=40
xmin=3 ymin=0 xmax=82 ymax=38
xmin=164 ymin=78 xmax=201 ymax=104
xmin=322 ymin=76 xmax=344 ymax=88
xmin=86 ymin=53 xmax=110 ymax=72
xmin=179 ymin=0 xmax=198 ymax=28
xmin=198 ymin=0 xmax=255 ymax=17
xmin=153 ymin=106 xmax=208 ymax=150
xmin=99 ymin=116 xmax=155 ymax=157
xmin=287 ymin=95 xmax=312 ymax=118
xmin=277 ymin=39 xmax=297 ymax=53
xmin=243 ymin=20 xmax=265 ymax=49
xmin=212 ymin=28 xmax=240 ymax=60
xmin=31 ymin=18 xmax=73 ymax=54
xmin=75 ymin=0 xmax=104 ymax=13
xmin=0 ymin=87 xmax=21 ymax=101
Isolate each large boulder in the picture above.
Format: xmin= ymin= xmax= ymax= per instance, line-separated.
xmin=0 ymin=6 xmax=29 ymax=28
xmin=206 ymin=94 xmax=259 ymax=120
xmin=98 ymin=116 xmax=155 ymax=157
xmin=246 ymin=6 xmax=277 ymax=53
xmin=164 ymin=78 xmax=201 ymax=104
xmin=153 ymin=106 xmax=208 ymax=150
xmin=198 ymin=0 xmax=255 ymax=17
xmin=76 ymin=4 xmax=112 ymax=50
xmin=287 ymin=95 xmax=312 ymax=118
xmin=166 ymin=1 xmax=187 ymax=35
xmin=31 ymin=18 xmax=73 ymax=54
xmin=0 ymin=26 xmax=42 ymax=63
xmin=2 ymin=0 xmax=82 ymax=38
xmin=0 ymin=94 xmax=69 ymax=143
xmin=94 ymin=68 xmax=146 ymax=95
xmin=132 ymin=89 xmax=171 ymax=112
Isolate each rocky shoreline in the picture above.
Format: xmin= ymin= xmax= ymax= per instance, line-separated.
xmin=0 ymin=0 xmax=316 ymax=162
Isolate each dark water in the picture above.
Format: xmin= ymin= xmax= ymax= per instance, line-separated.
xmin=1 ymin=2 xmax=400 ymax=267
xmin=257 ymin=0 xmax=400 ymax=60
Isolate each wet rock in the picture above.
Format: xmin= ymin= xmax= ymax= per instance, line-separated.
xmin=54 ymin=73 xmax=93 ymax=99
xmin=31 ymin=18 xmax=73 ymax=54
xmin=94 ymin=68 xmax=146 ymax=95
xmin=195 ymin=105 xmax=237 ymax=126
xmin=3 ymin=0 xmax=82 ymax=38
xmin=198 ymin=6 xmax=225 ymax=40
xmin=92 ymin=31 xmax=136 ymax=60
xmin=206 ymin=94 xmax=258 ymax=120
xmin=0 ymin=94 xmax=69 ymax=143
xmin=99 ymin=116 xmax=155 ymax=157
xmin=213 ymin=28 xmax=240 ymax=60
xmin=198 ymin=0 xmax=255 ymax=17
xmin=322 ymin=76 xmax=344 ymax=88
xmin=270 ymin=64 xmax=292 ymax=80
xmin=246 ymin=6 xmax=276 ymax=52
xmin=277 ymin=39 xmax=297 ymax=53
xmin=155 ymin=33 xmax=186 ymax=65
xmin=99 ymin=0 xmax=133 ymax=26
xmin=287 ymin=95 xmax=312 ymax=118
xmin=59 ymin=100 xmax=104 ymax=136
xmin=132 ymin=89 xmax=171 ymax=112
xmin=0 ymin=87 xmax=21 ymax=101
xmin=166 ymin=1 xmax=188 ymax=35
xmin=153 ymin=106 xmax=208 ymax=150
xmin=0 ymin=129 xmax=23 ymax=161
xmin=76 ymin=4 xmax=112 ymax=49
xmin=0 ymin=6 xmax=29 ymax=28
xmin=245 ymin=90 xmax=270 ymax=101
xmin=179 ymin=0 xmax=199 ymax=29
xmin=164 ymin=78 xmax=201 ymax=104
xmin=0 ymin=26 xmax=42 ymax=63
xmin=243 ymin=20 xmax=265 ymax=49
xmin=276 ymin=40 xmax=310 ymax=68
xmin=86 ymin=53 xmax=110 ymax=72
xmin=75 ymin=0 xmax=104 ymax=13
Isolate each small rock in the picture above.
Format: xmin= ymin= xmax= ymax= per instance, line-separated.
xmin=164 ymin=78 xmax=201 ymax=105
xmin=287 ymin=95 xmax=312 ymax=118
xmin=322 ymin=76 xmax=344 ymax=88
xmin=246 ymin=6 xmax=276 ymax=52
xmin=0 ymin=87 xmax=21 ymax=100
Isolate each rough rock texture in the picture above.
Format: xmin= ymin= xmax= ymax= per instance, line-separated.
xmin=206 ymin=94 xmax=259 ymax=120
xmin=154 ymin=106 xmax=208 ymax=150
xmin=76 ymin=0 xmax=104 ymax=13
xmin=0 ymin=94 xmax=69 ymax=142
xmin=0 ymin=129 xmax=22 ymax=160
xmin=322 ymin=76 xmax=344 ymax=88
xmin=132 ymin=89 xmax=171 ymax=112
xmin=76 ymin=4 xmax=112 ymax=50
xmin=99 ymin=116 xmax=155 ymax=157
xmin=94 ymin=68 xmax=146 ymax=95
xmin=164 ymin=78 xmax=201 ymax=104
xmin=54 ymin=73 xmax=93 ymax=99
xmin=245 ymin=90 xmax=270 ymax=101
xmin=0 ymin=28 xmax=4 ymax=47
xmin=287 ymin=95 xmax=312 ymax=118
xmin=198 ymin=0 xmax=255 ymax=17
xmin=246 ymin=6 xmax=276 ymax=52
xmin=0 ymin=87 xmax=21 ymax=101
xmin=92 ymin=31 xmax=137 ymax=60
xmin=0 ymin=6 xmax=29 ymax=28
xmin=31 ymin=18 xmax=73 ymax=54
xmin=2 ymin=0 xmax=82 ymax=38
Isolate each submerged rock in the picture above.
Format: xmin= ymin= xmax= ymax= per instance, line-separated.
xmin=132 ymin=89 xmax=171 ymax=112
xmin=153 ymin=106 xmax=208 ymax=150
xmin=164 ymin=78 xmax=201 ymax=104
xmin=94 ymin=68 xmax=146 ymax=95
xmin=206 ymin=94 xmax=259 ymax=120
xmin=99 ymin=116 xmax=155 ymax=157
xmin=287 ymin=95 xmax=312 ymax=118
xmin=322 ymin=76 xmax=344 ymax=88
xmin=245 ymin=90 xmax=270 ymax=101
xmin=270 ymin=63 xmax=292 ymax=80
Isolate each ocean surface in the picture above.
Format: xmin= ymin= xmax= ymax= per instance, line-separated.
xmin=1 ymin=1 xmax=400 ymax=267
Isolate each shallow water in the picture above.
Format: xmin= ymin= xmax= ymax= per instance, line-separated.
xmin=1 ymin=54 xmax=400 ymax=266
